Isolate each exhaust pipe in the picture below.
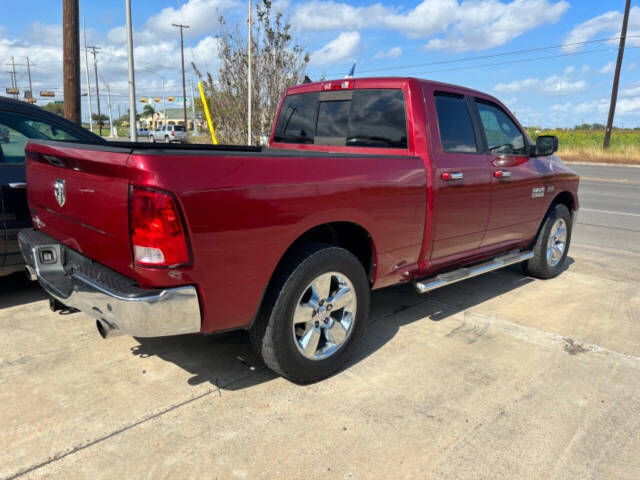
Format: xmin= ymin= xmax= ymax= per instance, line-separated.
xmin=96 ymin=319 xmax=125 ymax=339
xmin=25 ymin=265 xmax=37 ymax=282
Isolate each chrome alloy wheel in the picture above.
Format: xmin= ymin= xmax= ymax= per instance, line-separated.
xmin=546 ymin=217 xmax=568 ymax=267
xmin=292 ymin=272 xmax=357 ymax=361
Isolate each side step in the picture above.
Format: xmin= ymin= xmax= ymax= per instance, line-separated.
xmin=413 ymin=250 xmax=534 ymax=294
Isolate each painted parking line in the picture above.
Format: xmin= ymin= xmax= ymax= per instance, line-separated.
xmin=582 ymin=208 xmax=640 ymax=218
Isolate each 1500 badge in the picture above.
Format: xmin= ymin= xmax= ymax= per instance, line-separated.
xmin=531 ymin=187 xmax=545 ymax=199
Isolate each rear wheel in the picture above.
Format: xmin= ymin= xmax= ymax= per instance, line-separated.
xmin=250 ymin=244 xmax=370 ymax=384
xmin=523 ymin=203 xmax=572 ymax=279
xmin=150 ymin=135 xmax=156 ymax=143
xmin=165 ymin=136 xmax=171 ymax=143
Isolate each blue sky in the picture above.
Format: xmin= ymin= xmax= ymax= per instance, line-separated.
xmin=1 ymin=0 xmax=639 ymax=127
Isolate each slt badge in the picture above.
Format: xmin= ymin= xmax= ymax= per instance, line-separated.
xmin=54 ymin=178 xmax=66 ymax=207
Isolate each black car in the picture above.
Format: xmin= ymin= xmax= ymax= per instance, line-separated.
xmin=0 ymin=97 xmax=104 ymax=277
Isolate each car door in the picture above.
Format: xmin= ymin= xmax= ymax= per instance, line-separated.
xmin=472 ymin=99 xmax=546 ymax=247
xmin=428 ymin=92 xmax=492 ymax=261
xmin=0 ymin=111 xmax=82 ymax=269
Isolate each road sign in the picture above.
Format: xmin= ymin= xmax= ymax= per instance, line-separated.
xmin=6 ymin=88 xmax=19 ymax=95
xmin=40 ymin=91 xmax=55 ymax=97
xmin=54 ymin=100 xmax=64 ymax=105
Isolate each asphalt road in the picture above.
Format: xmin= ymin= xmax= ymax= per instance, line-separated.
xmin=1 ymin=163 xmax=639 ymax=479
xmin=572 ymin=163 xmax=640 ymax=254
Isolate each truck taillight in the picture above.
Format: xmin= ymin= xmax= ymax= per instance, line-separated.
xmin=322 ymin=80 xmax=354 ymax=91
xmin=129 ymin=187 xmax=190 ymax=267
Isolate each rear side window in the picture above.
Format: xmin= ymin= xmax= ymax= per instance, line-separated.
xmin=434 ymin=94 xmax=478 ymax=153
xmin=273 ymin=92 xmax=320 ymax=144
xmin=174 ymin=126 xmax=186 ymax=132
xmin=273 ymin=89 xmax=407 ymax=148
xmin=475 ymin=101 xmax=526 ymax=155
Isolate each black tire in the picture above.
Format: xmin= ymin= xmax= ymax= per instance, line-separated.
xmin=165 ymin=136 xmax=171 ymax=143
xmin=250 ymin=244 xmax=370 ymax=384
xmin=523 ymin=203 xmax=572 ymax=279
xmin=150 ymin=135 xmax=156 ymax=143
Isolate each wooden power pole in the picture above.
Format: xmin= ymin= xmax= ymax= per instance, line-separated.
xmin=603 ymin=0 xmax=631 ymax=149
xmin=62 ymin=0 xmax=81 ymax=124
xmin=172 ymin=23 xmax=190 ymax=129
xmin=88 ymin=46 xmax=102 ymax=135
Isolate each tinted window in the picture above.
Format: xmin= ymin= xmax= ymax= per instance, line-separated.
xmin=0 ymin=112 xmax=81 ymax=164
xmin=273 ymin=92 xmax=319 ymax=144
xmin=316 ymin=100 xmax=350 ymax=144
xmin=476 ymin=101 xmax=526 ymax=155
xmin=434 ymin=94 xmax=478 ymax=153
xmin=347 ymin=90 xmax=407 ymax=148
xmin=174 ymin=126 xmax=186 ymax=132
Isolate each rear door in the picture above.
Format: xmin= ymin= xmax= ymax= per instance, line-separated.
xmin=428 ymin=93 xmax=492 ymax=260
xmin=472 ymin=99 xmax=545 ymax=247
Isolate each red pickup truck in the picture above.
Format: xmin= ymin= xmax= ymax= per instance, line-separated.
xmin=19 ymin=77 xmax=579 ymax=383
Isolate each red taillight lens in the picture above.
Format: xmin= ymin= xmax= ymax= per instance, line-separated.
xmin=171 ymin=130 xmax=175 ymax=136
xmin=130 ymin=187 xmax=190 ymax=267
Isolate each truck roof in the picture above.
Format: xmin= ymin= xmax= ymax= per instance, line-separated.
xmin=286 ymin=76 xmax=492 ymax=99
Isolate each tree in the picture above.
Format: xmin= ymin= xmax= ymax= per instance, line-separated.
xmin=142 ymin=104 xmax=155 ymax=117
xmin=91 ymin=113 xmax=109 ymax=123
xmin=42 ymin=102 xmax=65 ymax=116
xmin=192 ymin=0 xmax=309 ymax=144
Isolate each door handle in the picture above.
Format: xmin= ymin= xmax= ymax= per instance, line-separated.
xmin=494 ymin=170 xmax=511 ymax=179
xmin=441 ymin=172 xmax=463 ymax=181
xmin=9 ymin=182 xmax=27 ymax=189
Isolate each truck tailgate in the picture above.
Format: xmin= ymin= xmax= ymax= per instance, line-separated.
xmin=25 ymin=141 xmax=135 ymax=277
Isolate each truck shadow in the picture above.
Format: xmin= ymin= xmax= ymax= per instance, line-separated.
xmin=130 ymin=259 xmax=573 ymax=389
xmin=0 ymin=272 xmax=47 ymax=309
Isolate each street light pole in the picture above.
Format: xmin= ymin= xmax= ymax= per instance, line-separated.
xmin=125 ymin=0 xmax=137 ymax=141
xmin=145 ymin=69 xmax=166 ymax=127
xmin=101 ymin=77 xmax=114 ymax=138
xmin=172 ymin=23 xmax=190 ymax=129
xmin=83 ymin=17 xmax=93 ymax=130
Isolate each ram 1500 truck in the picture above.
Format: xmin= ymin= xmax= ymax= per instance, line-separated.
xmin=19 ymin=77 xmax=579 ymax=383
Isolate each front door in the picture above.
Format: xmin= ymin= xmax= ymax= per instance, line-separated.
xmin=429 ymin=93 xmax=492 ymax=261
xmin=472 ymin=99 xmax=546 ymax=247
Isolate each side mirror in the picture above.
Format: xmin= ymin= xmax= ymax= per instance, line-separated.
xmin=535 ymin=135 xmax=558 ymax=156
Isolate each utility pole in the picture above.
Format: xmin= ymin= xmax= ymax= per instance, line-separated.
xmin=62 ymin=0 xmax=81 ymax=123
xmin=172 ymin=23 xmax=190 ymax=129
xmin=190 ymin=77 xmax=199 ymax=136
xmin=88 ymin=46 xmax=102 ymax=135
xmin=247 ymin=0 xmax=252 ymax=145
xmin=604 ymin=0 xmax=631 ymax=149
xmin=125 ymin=0 xmax=137 ymax=141
xmin=10 ymin=57 xmax=18 ymax=99
xmin=83 ymin=17 xmax=93 ymax=131
xmin=102 ymin=77 xmax=114 ymax=138
xmin=26 ymin=57 xmax=33 ymax=99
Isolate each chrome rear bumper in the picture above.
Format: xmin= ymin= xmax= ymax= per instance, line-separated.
xmin=18 ymin=229 xmax=201 ymax=338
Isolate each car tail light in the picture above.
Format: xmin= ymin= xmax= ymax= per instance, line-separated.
xmin=129 ymin=186 xmax=190 ymax=267
xmin=171 ymin=130 xmax=175 ymax=136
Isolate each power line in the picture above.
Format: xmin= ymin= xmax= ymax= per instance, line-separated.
xmin=320 ymin=35 xmax=640 ymax=77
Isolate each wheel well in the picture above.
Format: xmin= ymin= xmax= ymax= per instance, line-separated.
xmin=550 ymin=191 xmax=576 ymax=213
xmin=282 ymin=222 xmax=375 ymax=284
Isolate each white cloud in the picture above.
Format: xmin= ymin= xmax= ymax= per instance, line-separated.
xmin=294 ymin=0 xmax=569 ymax=52
xmin=550 ymin=102 xmax=572 ymax=113
xmin=598 ymin=62 xmax=614 ymax=74
xmin=563 ymin=65 xmax=574 ymax=75
xmin=374 ymin=46 xmax=402 ymax=59
xmin=495 ymin=73 xmax=587 ymax=96
xmin=622 ymin=83 xmax=640 ymax=97
xmin=310 ymin=31 xmax=360 ymax=66
xmin=0 ymin=25 xmax=7 ymax=40
xmin=581 ymin=65 xmax=590 ymax=73
xmin=563 ymin=6 xmax=640 ymax=52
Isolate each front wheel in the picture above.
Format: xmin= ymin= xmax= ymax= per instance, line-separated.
xmin=250 ymin=244 xmax=370 ymax=384
xmin=523 ymin=203 xmax=573 ymax=279
xmin=149 ymin=135 xmax=155 ymax=143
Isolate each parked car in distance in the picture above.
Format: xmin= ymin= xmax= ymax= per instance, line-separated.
xmin=0 ymin=96 xmax=104 ymax=277
xmin=149 ymin=124 xmax=188 ymax=143
xmin=137 ymin=127 xmax=149 ymax=137
xmin=19 ymin=77 xmax=579 ymax=383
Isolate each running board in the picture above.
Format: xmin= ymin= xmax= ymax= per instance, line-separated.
xmin=413 ymin=250 xmax=534 ymax=294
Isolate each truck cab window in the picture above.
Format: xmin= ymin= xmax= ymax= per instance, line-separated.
xmin=434 ymin=94 xmax=478 ymax=153
xmin=475 ymin=101 xmax=526 ymax=155
xmin=347 ymin=89 xmax=407 ymax=148
xmin=273 ymin=92 xmax=320 ymax=144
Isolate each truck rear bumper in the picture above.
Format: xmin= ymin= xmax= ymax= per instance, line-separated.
xmin=18 ymin=229 xmax=201 ymax=338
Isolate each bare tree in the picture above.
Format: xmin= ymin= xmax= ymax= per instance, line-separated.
xmin=193 ymin=0 xmax=309 ymax=144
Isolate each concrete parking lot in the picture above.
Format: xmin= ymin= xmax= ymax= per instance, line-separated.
xmin=1 ymin=163 xmax=639 ymax=479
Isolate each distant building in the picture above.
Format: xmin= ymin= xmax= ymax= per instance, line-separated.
xmin=138 ymin=108 xmax=202 ymax=130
